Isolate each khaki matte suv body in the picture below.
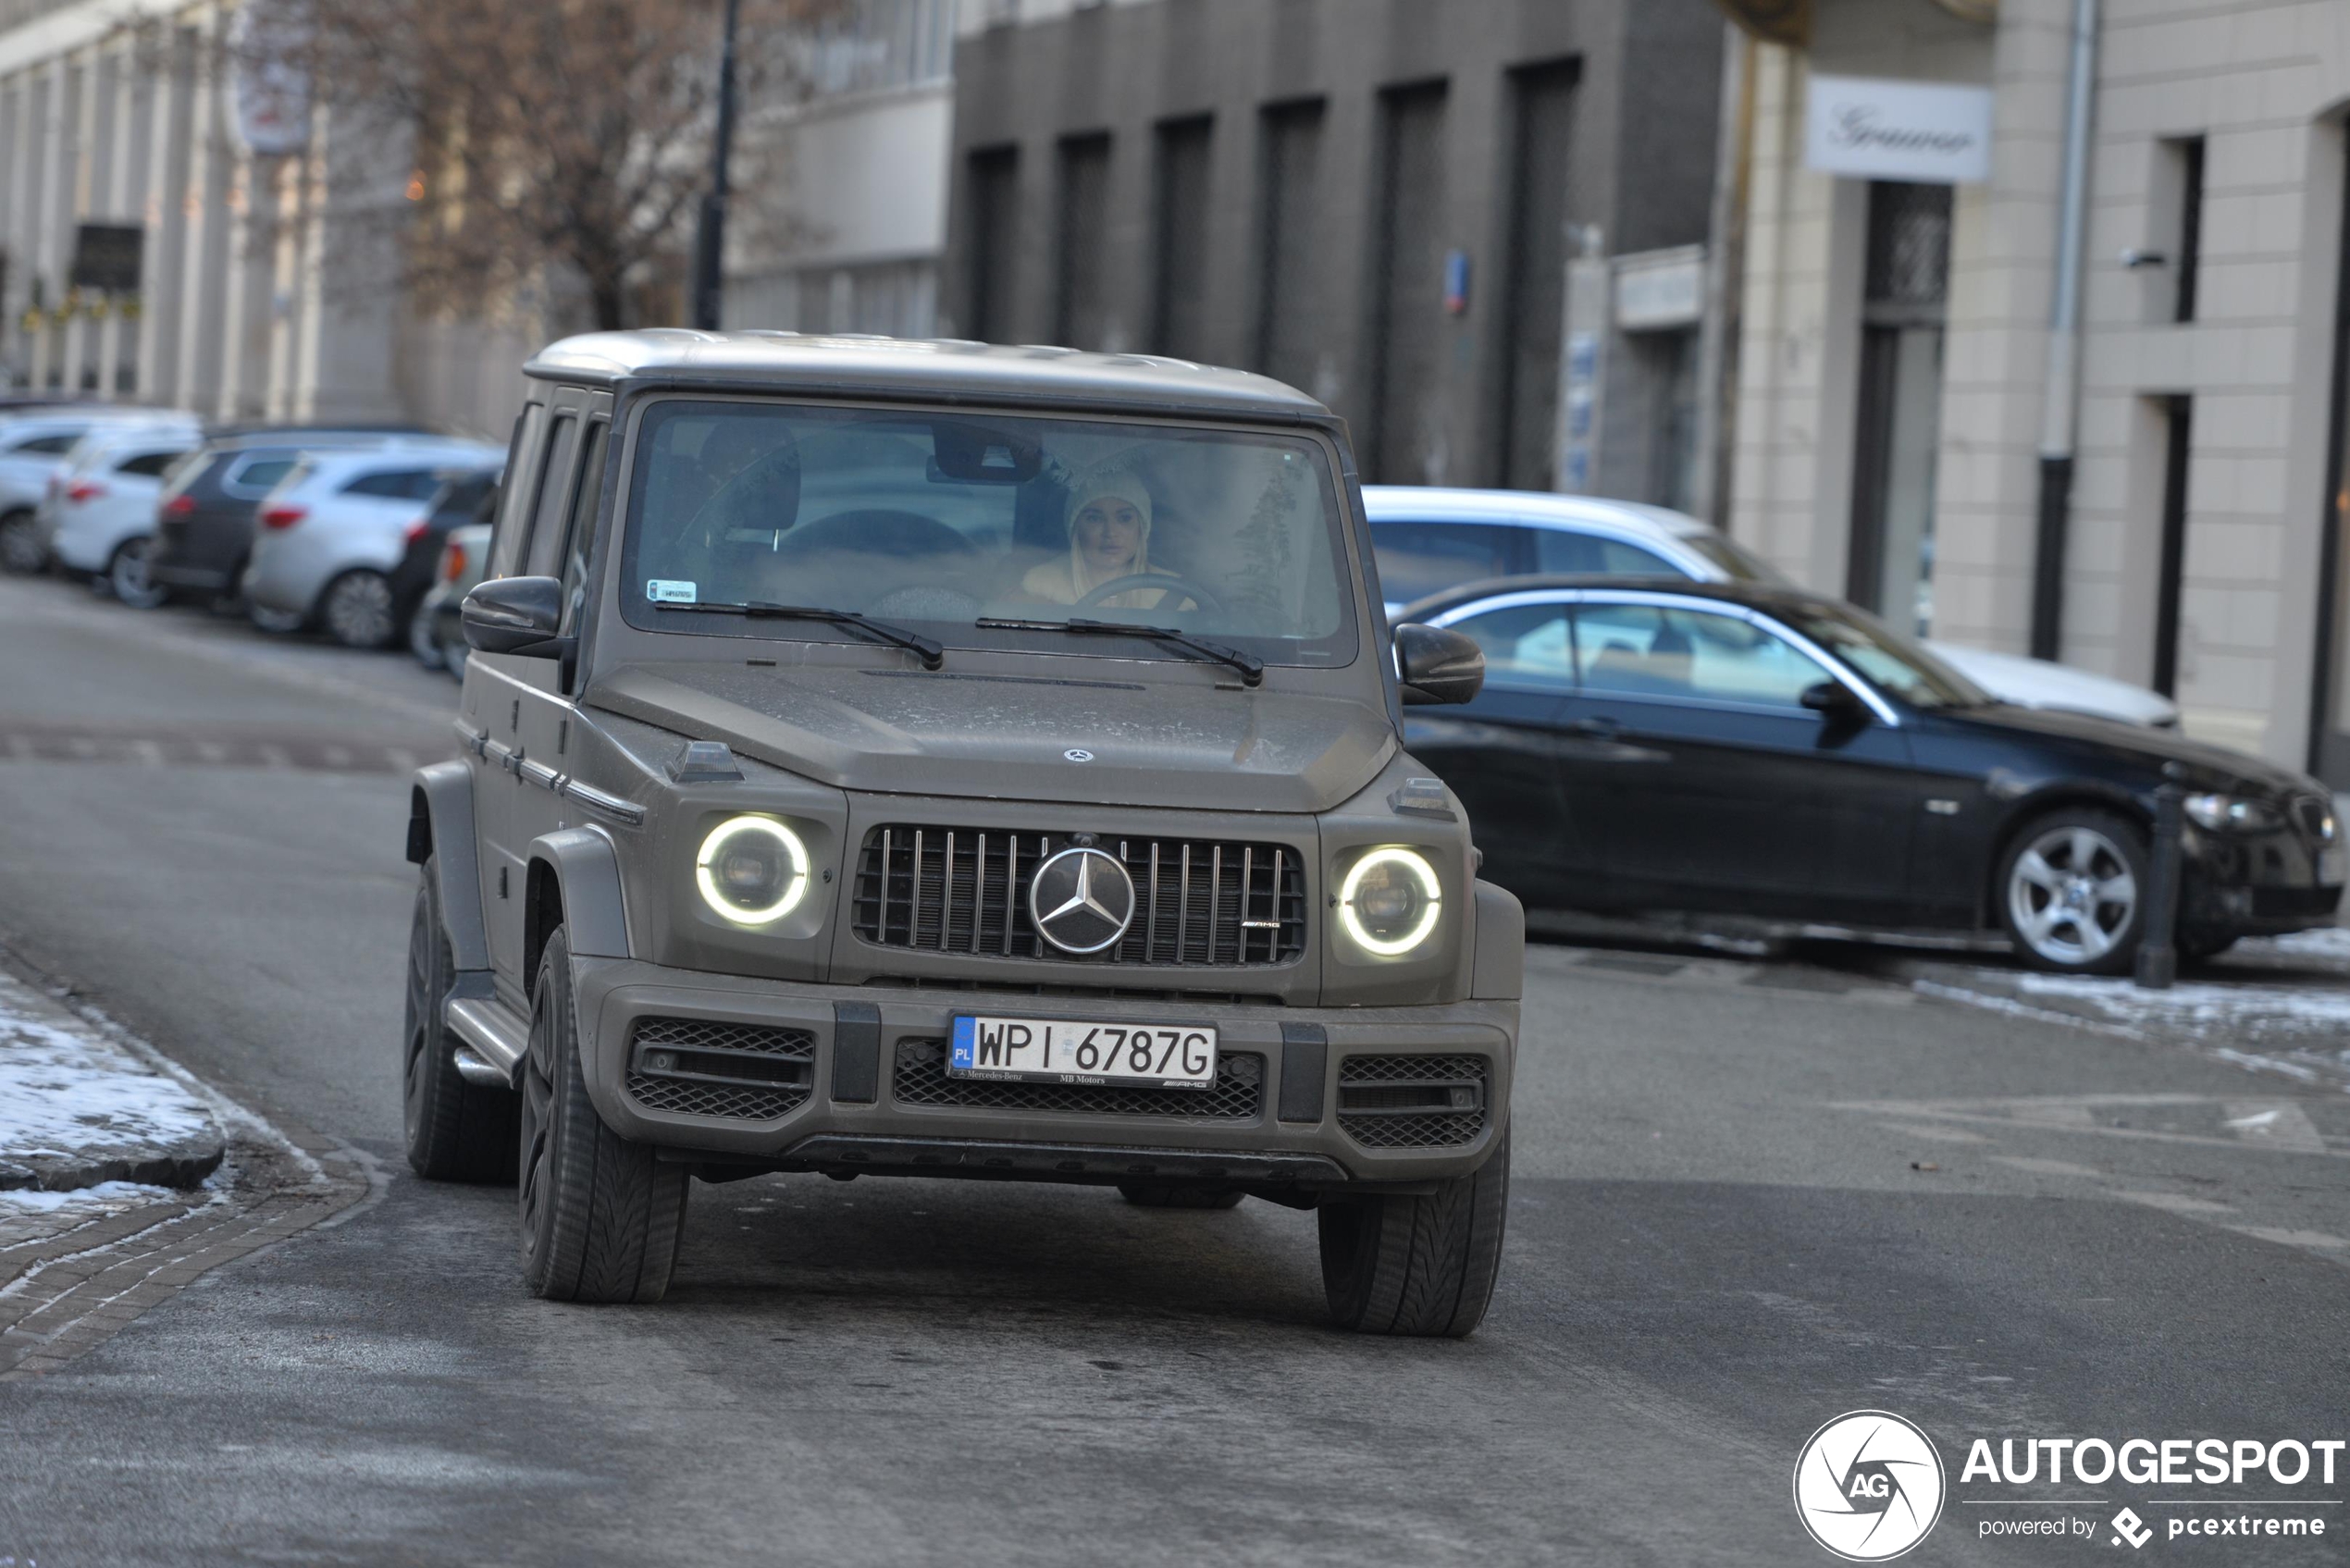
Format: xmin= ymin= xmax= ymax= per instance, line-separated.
xmin=402 ymin=331 xmax=1523 ymax=1334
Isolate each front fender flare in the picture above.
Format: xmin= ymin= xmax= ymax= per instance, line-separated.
xmin=408 ymin=760 xmax=489 ymax=973
xmin=526 ymin=827 xmax=631 ymax=962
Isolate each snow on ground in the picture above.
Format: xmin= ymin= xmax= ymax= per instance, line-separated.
xmin=0 ymin=967 xmax=217 ymax=1172
xmin=0 ymin=1179 xmax=181 ymax=1213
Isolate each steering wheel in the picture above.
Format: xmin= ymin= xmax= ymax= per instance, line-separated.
xmin=1073 ymin=573 xmax=1223 ymax=613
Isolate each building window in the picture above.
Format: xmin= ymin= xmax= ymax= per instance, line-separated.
xmin=1847 ymin=180 xmax=1952 ymax=637
xmin=1253 ymin=98 xmax=1325 ymax=390
xmin=2172 ymin=135 xmax=2205 ymax=324
xmin=966 ymin=145 xmax=1020 ymax=342
xmin=1496 ymin=59 xmax=1578 ymax=491
xmin=2153 ymin=395 xmax=2194 ymax=697
xmin=1366 ymin=80 xmax=1451 ymax=485
xmin=1150 ymin=116 xmax=1214 ymax=360
xmin=1055 ymin=133 xmax=1112 ymax=349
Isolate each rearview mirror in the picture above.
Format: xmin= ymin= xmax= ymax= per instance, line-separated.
xmin=1395 ymin=623 xmax=1485 ymax=707
xmin=463 ymin=575 xmax=565 ymax=657
xmin=1800 ymin=680 xmax=1868 ymax=720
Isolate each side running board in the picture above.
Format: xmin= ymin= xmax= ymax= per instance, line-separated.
xmin=445 ymin=987 xmax=529 ymax=1090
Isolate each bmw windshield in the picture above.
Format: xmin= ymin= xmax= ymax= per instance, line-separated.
xmin=618 ymin=399 xmax=1358 ymax=669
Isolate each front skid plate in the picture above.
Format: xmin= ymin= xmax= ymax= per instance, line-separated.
xmin=670 ymin=1132 xmax=1353 ymax=1186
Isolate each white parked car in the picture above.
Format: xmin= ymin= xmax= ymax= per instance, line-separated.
xmin=243 ymin=441 xmax=504 ymax=647
xmin=37 ymin=420 xmax=204 ymax=604
xmin=1365 ymin=487 xmax=2181 ymax=729
xmin=0 ymin=406 xmax=196 ymax=574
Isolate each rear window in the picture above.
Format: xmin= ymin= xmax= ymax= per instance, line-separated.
xmin=223 ymin=452 xmax=300 ymax=496
xmin=343 ymin=468 xmax=447 ymax=500
xmin=115 ymin=449 xmax=189 ymax=479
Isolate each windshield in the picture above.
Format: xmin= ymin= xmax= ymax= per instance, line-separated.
xmin=617 ymin=399 xmax=1356 ymax=667
xmin=1782 ymin=603 xmax=1988 ymax=710
xmin=1680 ymin=530 xmax=1789 ymax=586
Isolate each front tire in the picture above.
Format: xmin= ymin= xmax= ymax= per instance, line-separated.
xmin=402 ymin=862 xmax=518 ymax=1182
xmin=1317 ymin=1130 xmax=1510 ymax=1338
xmin=319 ymin=568 xmax=398 ymax=648
xmin=107 ymin=537 xmax=170 ymax=609
xmin=519 ymin=928 xmax=690 ymax=1303
xmin=1998 ymin=809 xmax=2146 ymax=975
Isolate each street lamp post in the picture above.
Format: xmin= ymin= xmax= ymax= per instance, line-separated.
xmin=690 ymin=0 xmax=743 ymax=332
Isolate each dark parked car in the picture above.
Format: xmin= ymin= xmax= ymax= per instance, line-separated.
xmin=148 ymin=425 xmax=437 ymax=605
xmin=1404 ymin=576 xmax=2344 ymax=974
xmin=393 ymin=473 xmax=498 ymax=664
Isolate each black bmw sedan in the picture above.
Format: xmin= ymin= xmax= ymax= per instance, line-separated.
xmin=1403 ymin=577 xmax=2344 ymax=974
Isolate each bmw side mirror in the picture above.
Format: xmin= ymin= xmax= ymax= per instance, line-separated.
xmin=1395 ymin=623 xmax=1485 ymax=707
xmin=1800 ymin=680 xmax=1868 ymax=720
xmin=463 ymin=574 xmax=565 ymax=657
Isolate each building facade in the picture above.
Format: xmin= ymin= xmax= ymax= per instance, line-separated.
xmin=1727 ymin=0 xmax=2350 ymax=780
xmin=941 ymin=0 xmax=1725 ymax=503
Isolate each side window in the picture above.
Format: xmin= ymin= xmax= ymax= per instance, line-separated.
xmin=116 ymin=450 xmax=187 ymax=478
xmin=1367 ymin=522 xmax=1527 ymax=606
xmin=524 ymin=414 xmax=582 ymax=576
xmin=1447 ymin=602 xmax=1576 ymax=693
xmin=343 ymin=469 xmax=438 ymax=499
xmin=1572 ymin=603 xmax=1827 ymax=710
xmin=488 ymin=402 xmax=550 ymax=579
xmin=1533 ymin=530 xmax=1683 ymax=578
xmin=224 ymin=454 xmax=296 ymax=496
xmin=555 ymin=422 xmax=608 ymax=634
xmin=7 ymin=431 xmax=80 ymax=455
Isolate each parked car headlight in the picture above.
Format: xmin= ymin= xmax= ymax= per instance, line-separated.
xmin=695 ymin=816 xmax=810 ymax=923
xmin=2183 ymin=792 xmax=2283 ymax=833
xmin=1337 ymin=847 xmax=1443 ymax=957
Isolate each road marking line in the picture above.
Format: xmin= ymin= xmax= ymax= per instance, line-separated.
xmin=2112 ymin=1190 xmax=2233 ymax=1215
xmin=1990 ymin=1155 xmax=2105 ymax=1179
xmin=2223 ymin=1100 xmax=2329 ymax=1152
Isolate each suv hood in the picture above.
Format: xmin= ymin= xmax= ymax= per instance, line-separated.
xmin=588 ymin=661 xmax=1399 ymax=813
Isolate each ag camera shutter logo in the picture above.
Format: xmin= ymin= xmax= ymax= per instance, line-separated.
xmin=1794 ymin=1410 xmax=1947 ymax=1561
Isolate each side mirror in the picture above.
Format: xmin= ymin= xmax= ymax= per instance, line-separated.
xmin=1395 ymin=623 xmax=1486 ymax=707
xmin=463 ymin=575 xmax=565 ymax=657
xmin=1800 ymin=680 xmax=1869 ymax=720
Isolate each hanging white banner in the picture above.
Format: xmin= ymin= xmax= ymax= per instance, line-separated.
xmin=229 ymin=0 xmax=313 ymax=156
xmin=1805 ymin=75 xmax=1992 ymax=184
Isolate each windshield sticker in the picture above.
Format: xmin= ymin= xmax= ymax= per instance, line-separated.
xmin=646 ymin=578 xmax=698 ymax=604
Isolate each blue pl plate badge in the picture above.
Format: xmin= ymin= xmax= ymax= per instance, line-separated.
xmin=950 ymin=1016 xmax=976 ymax=1070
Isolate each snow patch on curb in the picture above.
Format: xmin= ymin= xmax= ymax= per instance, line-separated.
xmin=0 ymin=968 xmax=222 ymax=1191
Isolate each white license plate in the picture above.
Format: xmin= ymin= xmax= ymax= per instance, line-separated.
xmin=948 ymin=1015 xmax=1218 ymax=1090
xmin=2321 ymin=845 xmax=2346 ymax=885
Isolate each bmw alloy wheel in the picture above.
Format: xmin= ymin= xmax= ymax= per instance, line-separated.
xmin=321 ymin=570 xmax=397 ymax=648
xmin=2006 ymin=822 xmax=2138 ymax=968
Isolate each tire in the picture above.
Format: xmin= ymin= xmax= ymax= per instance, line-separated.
xmin=408 ymin=599 xmax=445 ymax=669
xmin=1317 ymin=1129 xmax=1510 ymax=1338
xmin=319 ymin=569 xmax=399 ymax=649
xmin=440 ymin=636 xmax=469 ymax=680
xmin=0 ymin=510 xmax=44 ymax=574
xmin=1998 ymin=808 xmax=2148 ymax=976
xmin=519 ymin=928 xmax=690 ymax=1303
xmin=107 ymin=537 xmax=170 ymax=609
xmin=402 ymin=862 xmax=519 ymax=1182
xmin=1118 ymin=1181 xmax=1243 ymax=1210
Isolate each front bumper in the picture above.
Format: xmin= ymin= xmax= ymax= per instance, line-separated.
xmin=2183 ymin=821 xmax=2344 ymax=938
xmin=570 ymin=955 xmax=1517 ymax=1191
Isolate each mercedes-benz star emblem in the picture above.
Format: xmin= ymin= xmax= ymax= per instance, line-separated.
xmin=1063 ymin=748 xmax=1094 ymax=762
xmin=1028 ymin=846 xmax=1136 ymax=955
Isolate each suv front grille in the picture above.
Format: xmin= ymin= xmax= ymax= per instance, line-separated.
xmin=852 ymin=826 xmax=1306 ymax=968
xmin=1336 ymin=1055 xmax=1489 ymax=1149
xmin=891 ymin=1038 xmax=1263 ymax=1119
xmin=625 ymin=1017 xmax=815 ymax=1121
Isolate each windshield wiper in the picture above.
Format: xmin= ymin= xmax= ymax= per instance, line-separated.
xmin=975 ymin=616 xmax=1264 ymax=687
xmin=656 ymin=600 xmax=944 ymax=670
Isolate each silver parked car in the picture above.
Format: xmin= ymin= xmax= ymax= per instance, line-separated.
xmin=242 ymin=441 xmax=503 ymax=647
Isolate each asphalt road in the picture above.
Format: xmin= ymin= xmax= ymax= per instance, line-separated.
xmin=0 ymin=574 xmax=2344 ymax=1567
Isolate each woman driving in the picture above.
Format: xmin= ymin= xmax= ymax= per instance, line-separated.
xmin=1020 ymin=460 xmax=1183 ymax=610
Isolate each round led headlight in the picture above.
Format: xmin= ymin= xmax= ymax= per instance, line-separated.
xmin=695 ymin=816 xmax=810 ymax=924
xmin=1338 ymin=847 xmax=1443 ymax=957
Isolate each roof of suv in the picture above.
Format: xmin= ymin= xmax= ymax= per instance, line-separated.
xmin=526 ymin=329 xmax=1327 ymax=420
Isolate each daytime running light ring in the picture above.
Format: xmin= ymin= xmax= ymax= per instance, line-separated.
xmin=1338 ymin=846 xmax=1443 ymax=957
xmin=695 ymin=816 xmax=810 ymax=924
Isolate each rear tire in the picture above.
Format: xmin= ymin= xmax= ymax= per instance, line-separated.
xmin=1317 ymin=1129 xmax=1510 ymax=1338
xmin=0 ymin=509 xmax=44 ymax=574
xmin=1118 ymin=1181 xmax=1243 ymax=1210
xmin=402 ymin=862 xmax=519 ymax=1182
xmin=319 ymin=568 xmax=398 ymax=648
xmin=519 ymin=928 xmax=690 ymax=1303
xmin=107 ymin=537 xmax=170 ymax=609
